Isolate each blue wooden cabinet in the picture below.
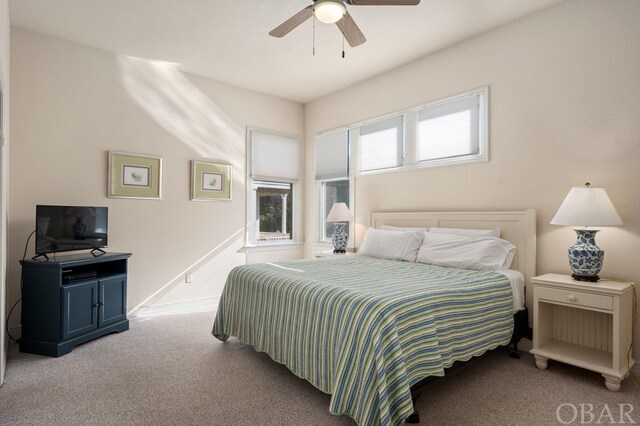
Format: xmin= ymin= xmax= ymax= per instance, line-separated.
xmin=20 ymin=252 xmax=132 ymax=357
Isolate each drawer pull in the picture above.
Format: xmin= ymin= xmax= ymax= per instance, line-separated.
xmin=567 ymin=295 xmax=577 ymax=302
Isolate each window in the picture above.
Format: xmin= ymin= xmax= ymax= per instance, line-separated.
xmin=417 ymin=92 xmax=482 ymax=163
xmin=321 ymin=180 xmax=349 ymax=241
xmin=247 ymin=128 xmax=300 ymax=246
xmin=359 ymin=115 xmax=404 ymax=172
xmin=347 ymin=87 xmax=487 ymax=174
xmin=313 ymin=88 xmax=487 ymax=244
xmin=315 ymin=129 xmax=351 ymax=243
xmin=253 ymin=181 xmax=292 ymax=241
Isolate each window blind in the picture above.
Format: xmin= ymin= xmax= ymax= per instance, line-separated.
xmin=359 ymin=115 xmax=404 ymax=172
xmin=418 ymin=94 xmax=480 ymax=162
xmin=250 ymin=130 xmax=300 ymax=181
xmin=315 ymin=129 xmax=349 ymax=180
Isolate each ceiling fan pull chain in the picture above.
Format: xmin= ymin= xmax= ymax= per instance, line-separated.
xmin=342 ymin=34 xmax=345 ymax=58
xmin=313 ymin=17 xmax=316 ymax=56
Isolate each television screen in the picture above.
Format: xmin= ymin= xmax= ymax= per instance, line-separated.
xmin=35 ymin=205 xmax=108 ymax=255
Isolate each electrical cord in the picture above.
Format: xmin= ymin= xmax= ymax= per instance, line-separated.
xmin=5 ymin=229 xmax=36 ymax=344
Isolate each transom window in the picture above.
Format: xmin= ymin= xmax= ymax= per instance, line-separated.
xmin=359 ymin=115 xmax=404 ymax=172
xmin=417 ymin=92 xmax=481 ymax=163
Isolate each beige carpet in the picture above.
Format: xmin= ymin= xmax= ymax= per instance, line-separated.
xmin=1 ymin=312 xmax=638 ymax=425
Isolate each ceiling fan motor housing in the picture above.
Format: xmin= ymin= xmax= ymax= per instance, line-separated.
xmin=314 ymin=1 xmax=347 ymax=24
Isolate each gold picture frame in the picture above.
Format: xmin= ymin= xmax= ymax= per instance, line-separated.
xmin=191 ymin=160 xmax=232 ymax=201
xmin=108 ymin=151 xmax=162 ymax=199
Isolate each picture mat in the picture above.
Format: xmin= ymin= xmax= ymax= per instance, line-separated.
xmin=109 ymin=152 xmax=162 ymax=198
xmin=191 ymin=161 xmax=231 ymax=201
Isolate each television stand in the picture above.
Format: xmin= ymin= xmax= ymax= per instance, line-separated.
xmin=19 ymin=252 xmax=132 ymax=357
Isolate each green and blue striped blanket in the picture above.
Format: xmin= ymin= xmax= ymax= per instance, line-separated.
xmin=212 ymin=256 xmax=513 ymax=425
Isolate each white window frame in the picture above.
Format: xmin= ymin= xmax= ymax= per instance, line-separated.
xmin=312 ymin=87 xmax=488 ymax=246
xmin=246 ymin=127 xmax=301 ymax=248
xmin=251 ymin=180 xmax=294 ymax=243
xmin=350 ymin=86 xmax=489 ymax=177
xmin=357 ymin=114 xmax=405 ymax=173
xmin=314 ymin=128 xmax=354 ymax=246
xmin=317 ymin=177 xmax=354 ymax=244
xmin=413 ymin=87 xmax=488 ymax=168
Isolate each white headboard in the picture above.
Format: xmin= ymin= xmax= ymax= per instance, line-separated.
xmin=370 ymin=210 xmax=537 ymax=286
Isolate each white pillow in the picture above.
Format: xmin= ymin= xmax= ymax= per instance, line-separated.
xmin=358 ymin=228 xmax=424 ymax=262
xmin=416 ymin=232 xmax=516 ymax=271
xmin=429 ymin=227 xmax=500 ymax=238
xmin=381 ymin=225 xmax=429 ymax=233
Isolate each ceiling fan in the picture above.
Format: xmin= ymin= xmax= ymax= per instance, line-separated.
xmin=269 ymin=0 xmax=421 ymax=48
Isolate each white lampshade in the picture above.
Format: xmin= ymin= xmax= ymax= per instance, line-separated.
xmin=550 ymin=184 xmax=623 ymax=227
xmin=314 ymin=0 xmax=346 ymax=24
xmin=326 ymin=202 xmax=352 ymax=222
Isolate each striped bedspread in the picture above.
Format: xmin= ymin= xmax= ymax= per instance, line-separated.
xmin=212 ymin=256 xmax=513 ymax=425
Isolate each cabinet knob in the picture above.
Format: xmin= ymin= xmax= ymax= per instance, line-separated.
xmin=568 ymin=295 xmax=577 ymax=302
xmin=92 ymin=303 xmax=99 ymax=308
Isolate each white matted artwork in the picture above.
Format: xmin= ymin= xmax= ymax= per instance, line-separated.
xmin=109 ymin=151 xmax=162 ymax=199
xmin=191 ymin=160 xmax=232 ymax=201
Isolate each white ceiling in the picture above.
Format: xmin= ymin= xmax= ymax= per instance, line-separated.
xmin=9 ymin=0 xmax=563 ymax=103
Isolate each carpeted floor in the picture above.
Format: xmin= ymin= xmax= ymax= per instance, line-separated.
xmin=1 ymin=312 xmax=638 ymax=425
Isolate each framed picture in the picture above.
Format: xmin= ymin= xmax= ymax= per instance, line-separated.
xmin=191 ymin=160 xmax=232 ymax=201
xmin=109 ymin=151 xmax=162 ymax=199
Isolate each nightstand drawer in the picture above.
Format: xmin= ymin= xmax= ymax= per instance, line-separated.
xmin=536 ymin=286 xmax=613 ymax=311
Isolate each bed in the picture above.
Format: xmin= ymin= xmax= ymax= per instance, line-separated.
xmin=212 ymin=210 xmax=536 ymax=425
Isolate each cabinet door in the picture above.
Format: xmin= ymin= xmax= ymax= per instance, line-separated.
xmin=99 ymin=274 xmax=127 ymax=327
xmin=61 ymin=280 xmax=99 ymax=340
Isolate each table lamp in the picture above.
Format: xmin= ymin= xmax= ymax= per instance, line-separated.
xmin=326 ymin=202 xmax=352 ymax=253
xmin=550 ymin=183 xmax=623 ymax=282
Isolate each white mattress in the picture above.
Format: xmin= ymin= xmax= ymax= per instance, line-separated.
xmin=497 ymin=269 xmax=525 ymax=313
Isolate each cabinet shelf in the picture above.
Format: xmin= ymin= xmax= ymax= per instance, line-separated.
xmin=533 ymin=340 xmax=613 ymax=374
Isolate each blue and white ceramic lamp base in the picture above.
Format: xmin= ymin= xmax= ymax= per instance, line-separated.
xmin=332 ymin=223 xmax=348 ymax=253
xmin=569 ymin=229 xmax=604 ymax=282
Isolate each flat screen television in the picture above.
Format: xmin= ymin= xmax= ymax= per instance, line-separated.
xmin=35 ymin=205 xmax=108 ymax=256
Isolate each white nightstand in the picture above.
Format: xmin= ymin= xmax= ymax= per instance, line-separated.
xmin=530 ymin=273 xmax=635 ymax=391
xmin=313 ymin=250 xmax=356 ymax=258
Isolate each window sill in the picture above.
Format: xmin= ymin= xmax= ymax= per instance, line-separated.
xmin=240 ymin=241 xmax=304 ymax=253
xmin=313 ymin=242 xmax=356 ymax=252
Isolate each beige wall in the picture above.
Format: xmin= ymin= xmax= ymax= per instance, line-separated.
xmin=0 ymin=0 xmax=8 ymax=387
xmin=8 ymin=28 xmax=304 ymax=325
xmin=304 ymin=0 xmax=640 ymax=361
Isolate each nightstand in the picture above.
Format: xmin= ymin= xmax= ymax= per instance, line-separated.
xmin=313 ymin=250 xmax=355 ymax=258
xmin=530 ymin=273 xmax=635 ymax=391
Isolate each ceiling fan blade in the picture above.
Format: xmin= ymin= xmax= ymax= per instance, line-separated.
xmin=347 ymin=0 xmax=420 ymax=5
xmin=269 ymin=5 xmax=313 ymax=38
xmin=336 ymin=11 xmax=366 ymax=47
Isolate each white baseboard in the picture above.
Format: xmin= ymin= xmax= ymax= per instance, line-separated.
xmin=131 ymin=296 xmax=219 ymax=318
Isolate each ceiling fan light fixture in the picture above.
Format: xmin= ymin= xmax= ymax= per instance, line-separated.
xmin=314 ymin=0 xmax=346 ymax=24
